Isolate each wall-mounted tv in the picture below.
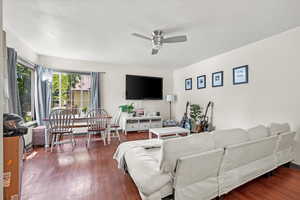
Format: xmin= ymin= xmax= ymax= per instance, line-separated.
xmin=126 ymin=75 xmax=163 ymax=100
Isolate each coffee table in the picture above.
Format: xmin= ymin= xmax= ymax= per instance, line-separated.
xmin=149 ymin=127 xmax=190 ymax=139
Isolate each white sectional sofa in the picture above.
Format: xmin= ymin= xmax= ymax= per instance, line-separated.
xmin=115 ymin=123 xmax=296 ymax=200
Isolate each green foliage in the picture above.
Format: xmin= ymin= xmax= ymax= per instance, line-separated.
xmin=119 ymin=103 xmax=135 ymax=113
xmin=51 ymin=73 xmax=81 ymax=107
xmin=82 ymin=106 xmax=88 ymax=114
xmin=190 ymin=104 xmax=202 ymax=122
xmin=16 ymin=63 xmax=33 ymax=121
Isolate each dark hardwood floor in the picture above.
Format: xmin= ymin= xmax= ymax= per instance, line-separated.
xmin=22 ymin=132 xmax=300 ymax=200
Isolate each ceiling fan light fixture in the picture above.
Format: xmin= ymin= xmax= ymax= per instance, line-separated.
xmin=132 ymin=29 xmax=187 ymax=55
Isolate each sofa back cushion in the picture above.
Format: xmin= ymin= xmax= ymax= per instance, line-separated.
xmin=270 ymin=123 xmax=291 ymax=135
xmin=247 ymin=125 xmax=270 ymax=140
xmin=159 ymin=134 xmax=215 ymax=173
xmin=173 ymin=148 xmax=224 ymax=200
xmin=212 ymin=128 xmax=249 ymax=148
xmin=220 ymin=135 xmax=278 ymax=172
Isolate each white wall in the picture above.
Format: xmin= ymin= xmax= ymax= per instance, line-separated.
xmin=39 ymin=55 xmax=173 ymax=119
xmin=5 ymin=29 xmax=38 ymax=63
xmin=173 ymin=27 xmax=300 ymax=164
xmin=0 ymin=0 xmax=4 ymax=198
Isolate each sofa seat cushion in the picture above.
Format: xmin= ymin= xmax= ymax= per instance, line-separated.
xmin=270 ymin=123 xmax=291 ymax=135
xmin=247 ymin=125 xmax=270 ymax=140
xmin=145 ymin=147 xmax=161 ymax=162
xmin=212 ymin=128 xmax=249 ymax=148
xmin=125 ymin=147 xmax=172 ymax=196
xmin=159 ymin=134 xmax=215 ymax=173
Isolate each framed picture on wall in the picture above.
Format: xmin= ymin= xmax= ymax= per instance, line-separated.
xmin=197 ymin=75 xmax=206 ymax=89
xmin=185 ymin=78 xmax=192 ymax=90
xmin=212 ymin=71 xmax=223 ymax=87
xmin=233 ymin=65 xmax=248 ymax=85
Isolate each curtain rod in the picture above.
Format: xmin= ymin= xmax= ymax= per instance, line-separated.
xmin=17 ymin=56 xmax=36 ymax=69
xmin=52 ymin=69 xmax=106 ymax=75
xmin=17 ymin=56 xmax=106 ymax=74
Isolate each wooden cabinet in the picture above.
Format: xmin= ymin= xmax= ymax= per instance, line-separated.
xmin=4 ymin=136 xmax=23 ymax=200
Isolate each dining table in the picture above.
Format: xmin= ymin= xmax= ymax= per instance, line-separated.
xmin=43 ymin=115 xmax=112 ymax=149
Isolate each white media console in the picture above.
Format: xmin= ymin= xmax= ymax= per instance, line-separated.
xmin=121 ymin=115 xmax=162 ymax=135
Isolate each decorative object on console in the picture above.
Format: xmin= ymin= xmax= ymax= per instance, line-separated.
xmin=135 ymin=108 xmax=145 ymax=117
xmin=185 ymin=78 xmax=192 ymax=90
xmin=233 ymin=65 xmax=249 ymax=85
xmin=197 ymin=75 xmax=206 ymax=89
xmin=212 ymin=71 xmax=224 ymax=87
xmin=166 ymin=94 xmax=176 ymax=120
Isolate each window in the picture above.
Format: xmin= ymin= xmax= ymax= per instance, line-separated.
xmin=16 ymin=63 xmax=34 ymax=122
xmin=51 ymin=72 xmax=91 ymax=112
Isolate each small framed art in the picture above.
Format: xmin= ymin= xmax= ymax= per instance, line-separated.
xmin=233 ymin=65 xmax=248 ymax=85
xmin=197 ymin=75 xmax=206 ymax=89
xmin=185 ymin=78 xmax=192 ymax=90
xmin=212 ymin=71 xmax=223 ymax=87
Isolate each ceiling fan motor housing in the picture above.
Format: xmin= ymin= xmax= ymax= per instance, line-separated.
xmin=152 ymin=30 xmax=164 ymax=49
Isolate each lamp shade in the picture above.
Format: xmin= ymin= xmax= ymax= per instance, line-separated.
xmin=166 ymin=95 xmax=175 ymax=102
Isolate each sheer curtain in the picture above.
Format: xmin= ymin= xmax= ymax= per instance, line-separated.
xmin=35 ymin=65 xmax=53 ymax=125
xmin=7 ymin=47 xmax=22 ymax=115
xmin=90 ymin=72 xmax=102 ymax=109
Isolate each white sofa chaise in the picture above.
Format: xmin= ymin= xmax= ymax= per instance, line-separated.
xmin=115 ymin=123 xmax=296 ymax=200
xmin=125 ymin=134 xmax=216 ymax=200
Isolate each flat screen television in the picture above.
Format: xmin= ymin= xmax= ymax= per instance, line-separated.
xmin=126 ymin=75 xmax=163 ymax=100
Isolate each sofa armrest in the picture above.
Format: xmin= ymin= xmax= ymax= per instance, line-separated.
xmin=124 ymin=147 xmax=172 ymax=196
xmin=277 ymin=131 xmax=296 ymax=151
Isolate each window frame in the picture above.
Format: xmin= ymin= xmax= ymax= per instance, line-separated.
xmin=51 ymin=70 xmax=91 ymax=110
xmin=16 ymin=59 xmax=36 ymax=122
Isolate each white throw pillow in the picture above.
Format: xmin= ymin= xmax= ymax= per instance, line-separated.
xmin=159 ymin=134 xmax=215 ymax=173
xmin=269 ymin=123 xmax=291 ymax=135
xmin=212 ymin=128 xmax=249 ymax=148
xmin=247 ymin=125 xmax=270 ymax=140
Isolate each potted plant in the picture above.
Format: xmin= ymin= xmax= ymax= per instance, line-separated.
xmin=189 ymin=104 xmax=202 ymax=132
xmin=82 ymin=106 xmax=88 ymax=115
xmin=119 ymin=103 xmax=135 ymax=114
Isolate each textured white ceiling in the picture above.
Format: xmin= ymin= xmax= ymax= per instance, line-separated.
xmin=4 ymin=0 xmax=300 ymax=69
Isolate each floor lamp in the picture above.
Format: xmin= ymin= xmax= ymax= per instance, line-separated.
xmin=166 ymin=95 xmax=175 ymax=120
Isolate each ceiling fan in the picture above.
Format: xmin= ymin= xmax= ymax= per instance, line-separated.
xmin=132 ymin=30 xmax=187 ymax=55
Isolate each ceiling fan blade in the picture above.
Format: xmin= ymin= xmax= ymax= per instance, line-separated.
xmin=132 ymin=33 xmax=152 ymax=41
xmin=152 ymin=48 xmax=159 ymax=55
xmin=163 ymin=35 xmax=187 ymax=43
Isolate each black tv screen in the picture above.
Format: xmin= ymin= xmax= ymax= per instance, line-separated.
xmin=126 ymin=75 xmax=163 ymax=100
